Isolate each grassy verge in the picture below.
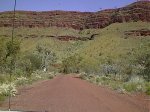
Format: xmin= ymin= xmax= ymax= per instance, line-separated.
xmin=79 ymin=72 xmax=150 ymax=95
xmin=0 ymin=71 xmax=58 ymax=103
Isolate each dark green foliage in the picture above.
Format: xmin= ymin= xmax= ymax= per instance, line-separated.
xmin=4 ymin=39 xmax=20 ymax=73
xmin=16 ymin=58 xmax=33 ymax=77
xmin=123 ymin=83 xmax=137 ymax=92
xmin=137 ymin=54 xmax=150 ymax=81
xmin=15 ymin=52 xmax=43 ymax=77
xmin=0 ymin=38 xmax=7 ymax=72
xmin=62 ymin=54 xmax=83 ymax=73
xmin=0 ymin=75 xmax=8 ymax=83
xmin=145 ymin=83 xmax=150 ymax=95
xmin=0 ymin=39 xmax=35 ymax=77
xmin=25 ymin=53 xmax=42 ymax=70
xmin=135 ymin=42 xmax=150 ymax=82
xmin=6 ymin=40 xmax=20 ymax=58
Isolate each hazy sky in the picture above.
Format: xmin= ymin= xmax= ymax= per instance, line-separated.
xmin=0 ymin=0 xmax=137 ymax=12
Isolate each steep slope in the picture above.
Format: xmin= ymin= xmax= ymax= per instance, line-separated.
xmin=0 ymin=22 xmax=149 ymax=64
xmin=74 ymin=22 xmax=150 ymax=71
xmin=0 ymin=1 xmax=149 ymax=30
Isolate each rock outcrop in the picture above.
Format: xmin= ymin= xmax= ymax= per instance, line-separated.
xmin=124 ymin=29 xmax=150 ymax=37
xmin=0 ymin=1 xmax=149 ymax=30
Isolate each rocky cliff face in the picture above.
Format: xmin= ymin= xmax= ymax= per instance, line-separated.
xmin=0 ymin=1 xmax=149 ymax=30
xmin=124 ymin=29 xmax=150 ymax=37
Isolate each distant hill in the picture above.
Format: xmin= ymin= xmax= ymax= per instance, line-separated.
xmin=0 ymin=1 xmax=149 ymax=30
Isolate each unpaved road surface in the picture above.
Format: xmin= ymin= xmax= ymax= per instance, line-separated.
xmin=1 ymin=75 xmax=149 ymax=112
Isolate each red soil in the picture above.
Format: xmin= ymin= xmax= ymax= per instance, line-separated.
xmin=1 ymin=75 xmax=149 ymax=112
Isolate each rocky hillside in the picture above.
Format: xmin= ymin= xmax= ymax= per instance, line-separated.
xmin=0 ymin=1 xmax=149 ymax=30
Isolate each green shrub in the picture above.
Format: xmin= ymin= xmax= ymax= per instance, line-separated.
xmin=6 ymin=40 xmax=20 ymax=57
xmin=28 ymin=73 xmax=42 ymax=83
xmin=25 ymin=53 xmax=42 ymax=70
xmin=101 ymin=76 xmax=110 ymax=81
xmin=62 ymin=54 xmax=83 ymax=73
xmin=15 ymin=76 xmax=28 ymax=86
xmin=20 ymin=58 xmax=33 ymax=77
xmin=15 ymin=69 xmax=25 ymax=76
xmin=135 ymin=42 xmax=150 ymax=82
xmin=95 ymin=76 xmax=101 ymax=83
xmin=28 ymin=71 xmax=56 ymax=83
xmin=123 ymin=82 xmax=137 ymax=92
xmin=0 ymin=75 xmax=8 ymax=83
xmin=145 ymin=83 xmax=150 ymax=95
xmin=0 ymin=83 xmax=17 ymax=97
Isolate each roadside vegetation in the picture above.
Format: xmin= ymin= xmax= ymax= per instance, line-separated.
xmin=61 ymin=22 xmax=150 ymax=95
xmin=0 ymin=38 xmax=58 ymax=102
xmin=0 ymin=22 xmax=150 ymax=102
xmin=77 ymin=41 xmax=150 ymax=94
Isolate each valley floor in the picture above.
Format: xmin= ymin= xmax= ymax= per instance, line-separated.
xmin=1 ymin=75 xmax=149 ymax=112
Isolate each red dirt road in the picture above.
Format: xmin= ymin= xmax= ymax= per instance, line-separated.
xmin=1 ymin=75 xmax=149 ymax=112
